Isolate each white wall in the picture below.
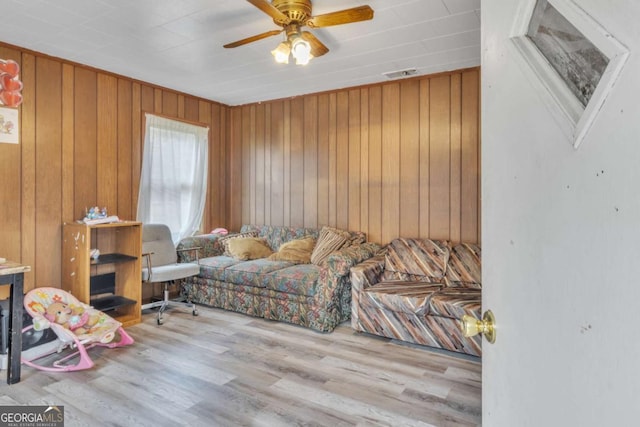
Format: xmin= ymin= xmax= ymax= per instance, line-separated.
xmin=482 ymin=1 xmax=640 ymax=425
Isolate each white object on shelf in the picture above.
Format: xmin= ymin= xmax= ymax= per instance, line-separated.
xmin=83 ymin=215 xmax=120 ymax=225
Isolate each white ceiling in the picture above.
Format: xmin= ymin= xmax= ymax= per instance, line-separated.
xmin=0 ymin=0 xmax=480 ymax=106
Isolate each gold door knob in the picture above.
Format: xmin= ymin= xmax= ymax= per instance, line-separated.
xmin=461 ymin=310 xmax=496 ymax=344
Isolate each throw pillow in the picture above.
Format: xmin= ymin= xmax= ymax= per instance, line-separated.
xmin=444 ymin=243 xmax=481 ymax=288
xmin=268 ymin=236 xmax=317 ymax=264
xmin=218 ymin=231 xmax=259 ymax=256
xmin=310 ymin=226 xmax=350 ymax=266
xmin=385 ymin=238 xmax=450 ymax=280
xmin=226 ymin=237 xmax=274 ymax=260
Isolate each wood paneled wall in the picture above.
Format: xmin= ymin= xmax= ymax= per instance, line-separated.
xmin=0 ymin=44 xmax=229 ymax=293
xmin=0 ymin=40 xmax=479 ymax=294
xmin=228 ymin=68 xmax=480 ymax=245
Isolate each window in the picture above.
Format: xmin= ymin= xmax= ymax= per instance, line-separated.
xmin=137 ymin=113 xmax=209 ymax=244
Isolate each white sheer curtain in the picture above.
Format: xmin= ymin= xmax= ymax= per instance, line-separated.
xmin=137 ymin=113 xmax=209 ymax=244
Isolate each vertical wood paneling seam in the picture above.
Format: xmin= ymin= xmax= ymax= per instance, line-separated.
xmin=449 ymin=77 xmax=453 ymax=240
xmin=427 ymin=78 xmax=432 ymax=238
xmin=448 ymin=77 xmax=452 ymax=240
xmin=248 ymin=104 xmax=258 ymax=224
xmin=115 ymin=80 xmax=120 ymax=207
xmin=419 ymin=79 xmax=423 ymax=238
xmin=316 ymin=97 xmax=320 ymax=227
xmin=264 ymin=104 xmax=271 ymax=225
xmin=302 ymin=99 xmax=305 ymax=227
xmin=477 ymin=73 xmax=482 ymax=243
xmin=349 ymin=92 xmax=352 ymax=230
xmin=131 ymin=83 xmax=141 ymax=216
xmin=21 ymin=53 xmax=36 ymax=287
xmin=398 ymin=85 xmax=402 ymax=236
xmin=370 ymin=86 xmax=382 ymax=243
xmin=94 ymin=73 xmax=99 ymax=208
xmin=360 ymin=88 xmax=369 ymax=237
xmin=328 ymin=93 xmax=337 ymax=227
xmin=347 ymin=89 xmax=361 ymax=233
xmin=456 ymin=75 xmax=462 ymax=241
xmin=450 ymin=73 xmax=462 ymax=243
xmin=62 ymin=64 xmax=75 ymax=223
xmin=283 ymin=100 xmax=290 ymax=226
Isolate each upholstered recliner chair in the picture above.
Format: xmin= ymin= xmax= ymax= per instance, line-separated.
xmin=350 ymin=238 xmax=482 ymax=357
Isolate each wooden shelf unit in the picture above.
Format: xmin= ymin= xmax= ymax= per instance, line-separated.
xmin=62 ymin=221 xmax=142 ymax=327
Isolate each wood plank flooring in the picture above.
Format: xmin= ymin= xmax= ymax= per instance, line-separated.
xmin=1 ymin=306 xmax=481 ymax=427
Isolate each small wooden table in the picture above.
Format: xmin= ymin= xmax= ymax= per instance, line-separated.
xmin=0 ymin=261 xmax=30 ymax=384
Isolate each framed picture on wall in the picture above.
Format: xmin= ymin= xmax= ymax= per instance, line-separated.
xmin=510 ymin=0 xmax=629 ymax=149
xmin=0 ymin=106 xmax=18 ymax=144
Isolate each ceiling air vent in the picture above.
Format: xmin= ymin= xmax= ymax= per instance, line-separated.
xmin=382 ymin=68 xmax=417 ymax=79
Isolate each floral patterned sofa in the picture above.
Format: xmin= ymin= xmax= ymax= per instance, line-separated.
xmin=177 ymin=225 xmax=381 ymax=332
xmin=350 ymin=238 xmax=482 ymax=356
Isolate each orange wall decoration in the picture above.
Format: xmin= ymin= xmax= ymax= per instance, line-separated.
xmin=0 ymin=58 xmax=23 ymax=107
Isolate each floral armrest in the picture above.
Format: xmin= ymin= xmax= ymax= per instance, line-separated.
xmin=350 ymin=254 xmax=385 ymax=294
xmin=315 ymin=242 xmax=382 ymax=317
xmin=177 ymin=234 xmax=226 ymax=262
xmin=323 ymin=242 xmax=382 ymax=278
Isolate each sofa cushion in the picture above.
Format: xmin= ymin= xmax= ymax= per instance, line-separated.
xmin=264 ymin=264 xmax=320 ymax=296
xmin=427 ymin=288 xmax=481 ymax=319
xmin=360 ymin=281 xmax=443 ymax=315
xmin=311 ymin=226 xmax=350 ymax=266
xmin=226 ymin=237 xmax=274 ymax=260
xmin=444 ymin=243 xmax=481 ymax=288
xmin=219 ymin=231 xmax=259 ymax=256
xmin=225 ymin=259 xmax=294 ymax=287
xmin=268 ymin=236 xmax=316 ymax=264
xmin=198 ymin=256 xmax=243 ymax=281
xmin=200 ymin=255 xmax=242 ymax=282
xmin=385 ymin=238 xmax=450 ymax=281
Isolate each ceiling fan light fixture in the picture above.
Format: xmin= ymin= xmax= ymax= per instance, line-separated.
xmin=271 ymin=41 xmax=291 ymax=64
xmin=224 ymin=2 xmax=374 ymax=66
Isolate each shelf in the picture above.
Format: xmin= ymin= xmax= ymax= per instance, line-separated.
xmin=90 ymin=295 xmax=137 ymax=312
xmin=90 ymin=253 xmax=137 ymax=265
xmin=62 ymin=221 xmax=142 ymax=327
xmin=87 ymin=221 xmax=139 ymax=229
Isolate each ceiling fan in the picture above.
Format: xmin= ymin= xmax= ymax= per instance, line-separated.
xmin=224 ymin=0 xmax=374 ymax=65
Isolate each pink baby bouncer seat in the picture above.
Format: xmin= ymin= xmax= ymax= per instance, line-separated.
xmin=22 ymin=287 xmax=134 ymax=372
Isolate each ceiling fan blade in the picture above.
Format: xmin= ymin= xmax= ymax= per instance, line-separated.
xmin=223 ymin=29 xmax=283 ymax=48
xmin=301 ymin=31 xmax=329 ymax=57
xmin=246 ymin=0 xmax=290 ymax=23
xmin=307 ymin=5 xmax=374 ymax=28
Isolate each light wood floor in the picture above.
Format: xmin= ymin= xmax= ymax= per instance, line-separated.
xmin=1 ymin=306 xmax=481 ymax=427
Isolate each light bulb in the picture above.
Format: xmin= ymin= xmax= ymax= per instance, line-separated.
xmin=271 ymin=42 xmax=290 ymax=64
xmin=291 ymin=38 xmax=311 ymax=65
